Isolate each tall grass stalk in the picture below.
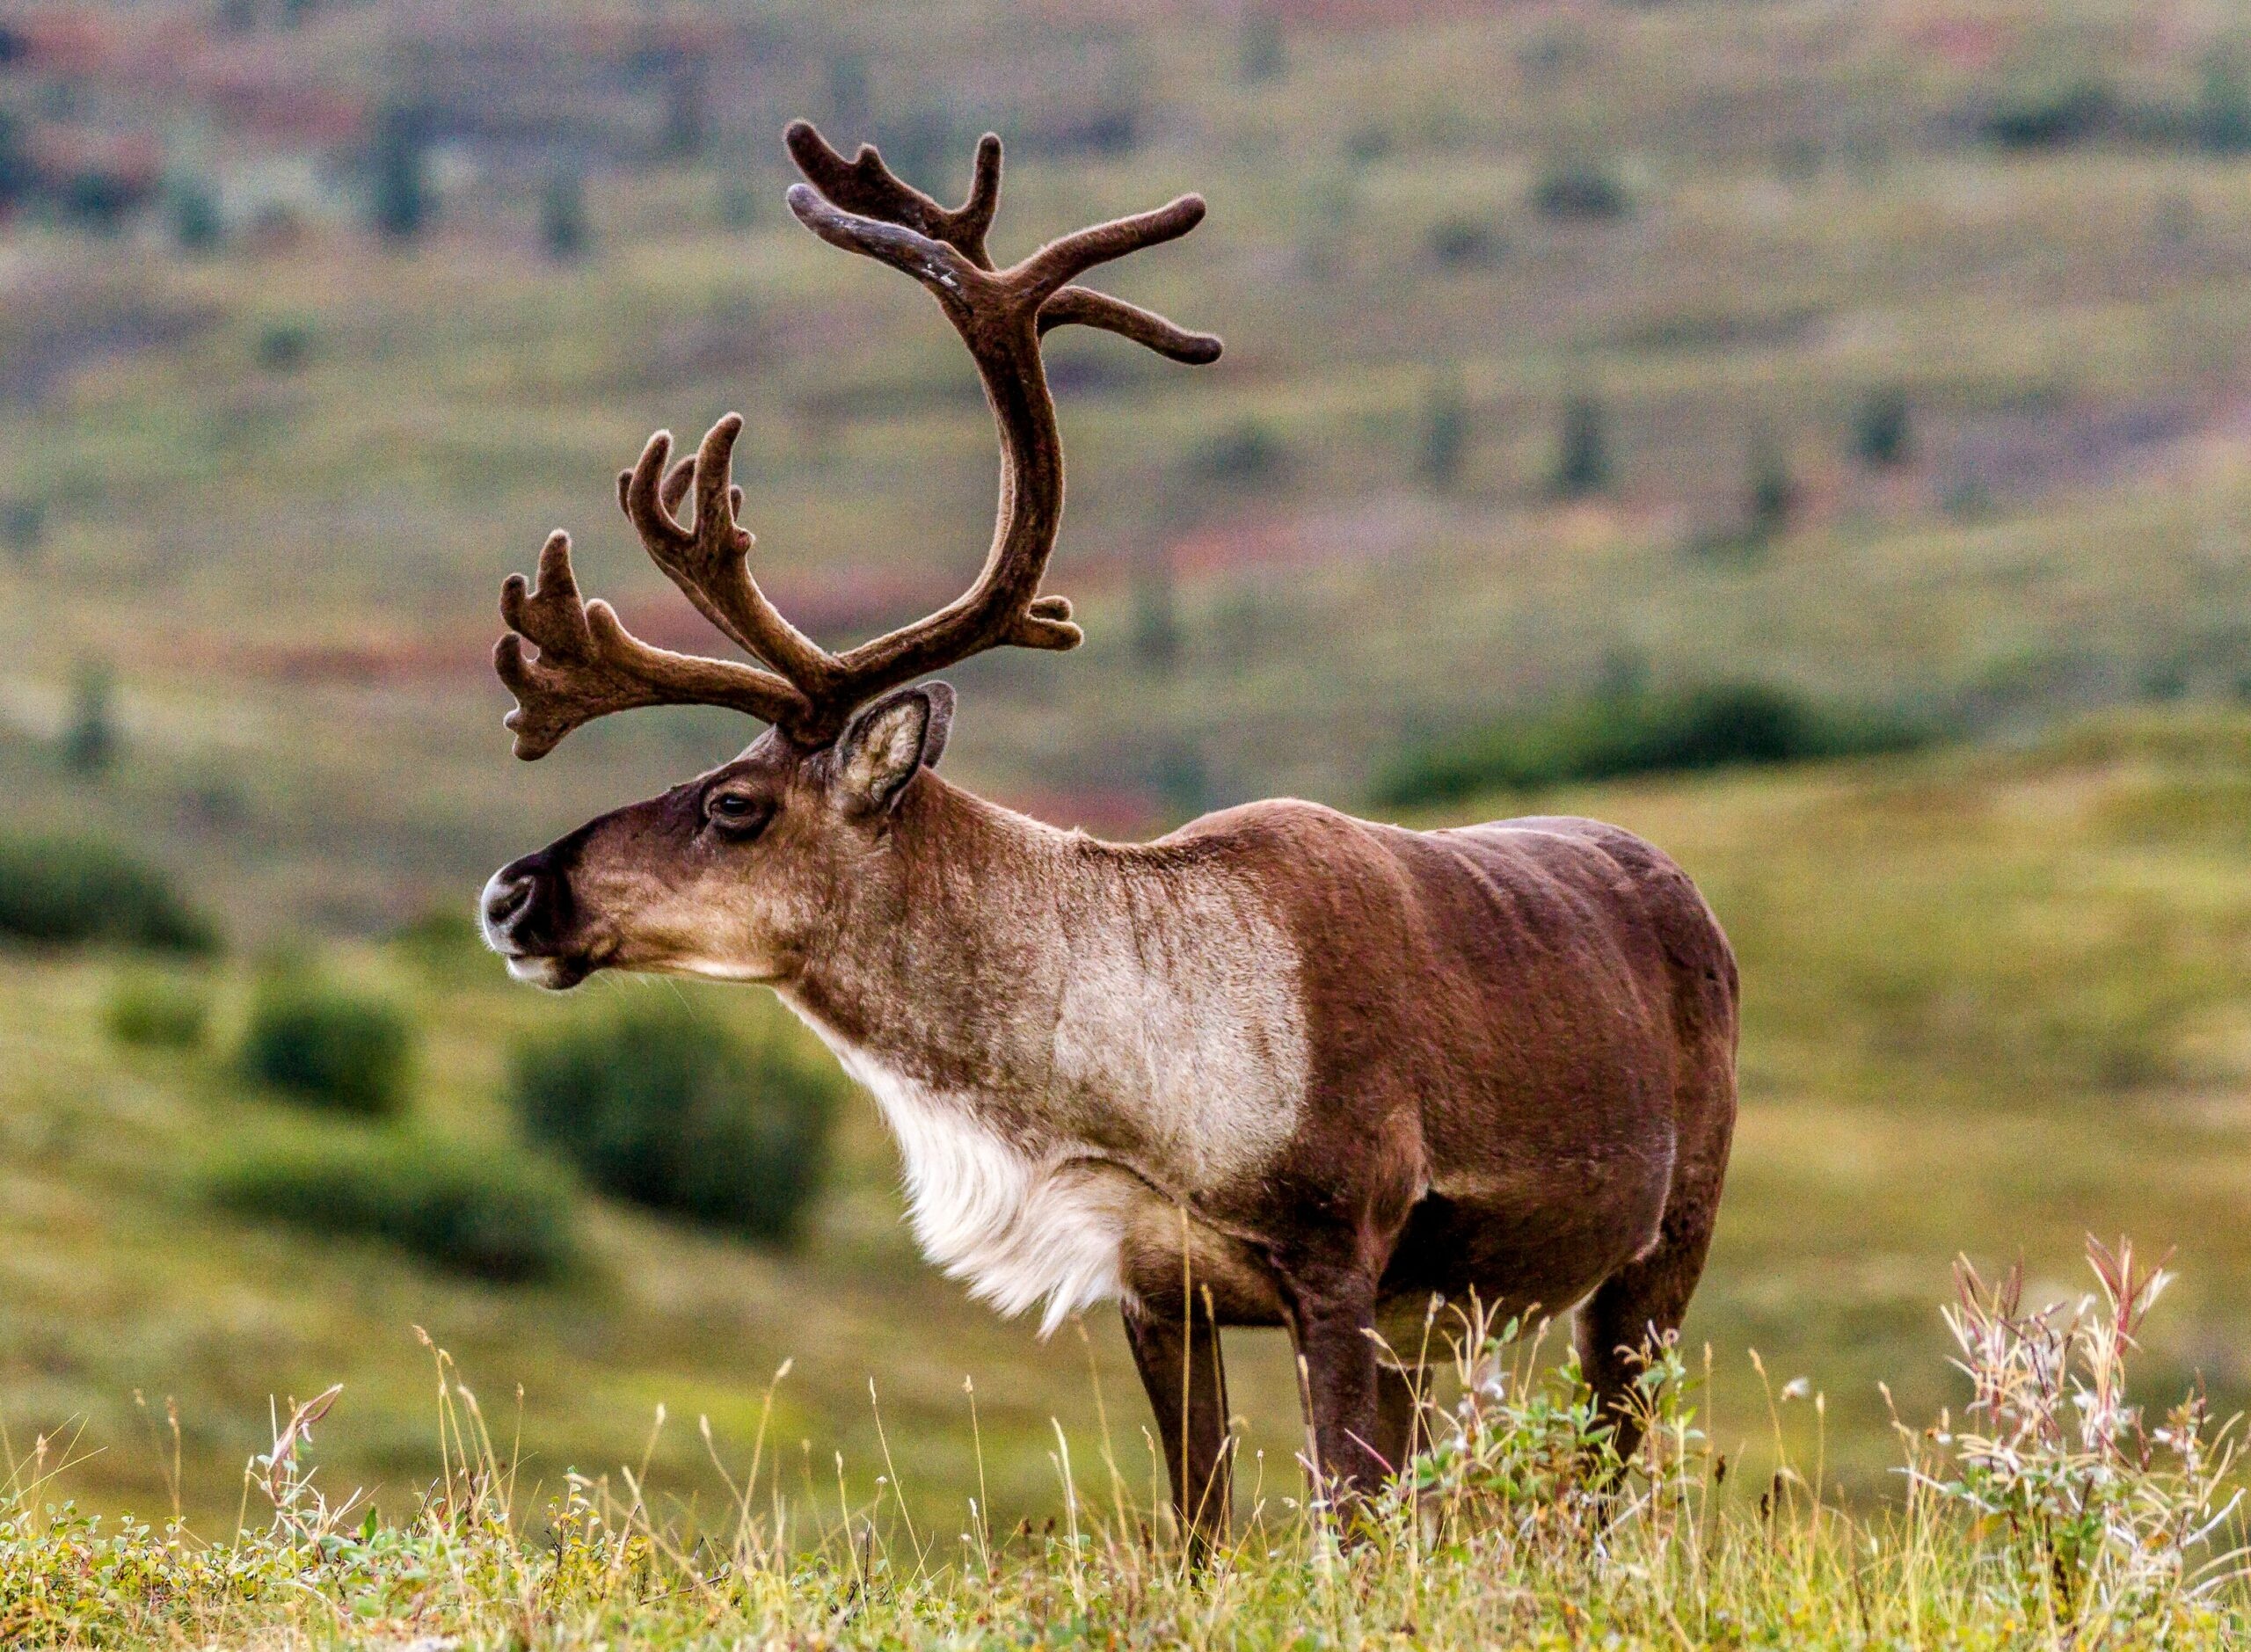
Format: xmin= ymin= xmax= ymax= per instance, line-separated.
xmin=1 ymin=1240 xmax=2247 ymax=1647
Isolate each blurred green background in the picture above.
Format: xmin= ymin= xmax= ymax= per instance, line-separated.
xmin=4 ymin=0 xmax=2251 ymax=1532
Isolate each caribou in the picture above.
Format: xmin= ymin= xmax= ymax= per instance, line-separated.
xmin=480 ymin=121 xmax=1738 ymax=1546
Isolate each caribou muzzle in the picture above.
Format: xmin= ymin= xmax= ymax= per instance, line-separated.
xmin=479 ymin=848 xmax=595 ymax=989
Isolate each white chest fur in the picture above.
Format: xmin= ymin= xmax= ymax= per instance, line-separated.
xmin=776 ymin=872 xmax=1310 ymax=1337
xmin=830 ymin=1043 xmax=1136 ymax=1336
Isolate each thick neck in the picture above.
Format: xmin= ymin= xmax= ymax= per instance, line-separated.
xmin=782 ymin=769 xmax=1093 ymax=1093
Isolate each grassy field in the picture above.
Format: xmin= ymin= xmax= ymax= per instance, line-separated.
xmin=5 ymin=1173 xmax=2247 ymax=1648
xmin=6 ymin=710 xmax=2251 ymax=1553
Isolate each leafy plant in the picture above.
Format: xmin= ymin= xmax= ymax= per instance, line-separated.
xmin=239 ymin=975 xmax=416 ymax=1117
xmin=509 ymin=997 xmax=843 ymax=1245
xmin=106 ymin=971 xmax=210 ymax=1050
xmin=1373 ymin=680 xmax=1932 ymax=807
xmin=1532 ymin=156 xmax=1630 ymax=221
xmin=209 ymin=1131 xmax=575 ymax=1282
xmin=0 ymin=834 xmax=219 ymax=953
xmin=1914 ymin=1238 xmax=2246 ymax=1623
xmin=1408 ymin=1310 xmax=1621 ymax=1537
xmin=1551 ymin=393 xmax=1611 ymax=498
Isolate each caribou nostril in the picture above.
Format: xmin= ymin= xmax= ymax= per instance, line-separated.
xmin=481 ymin=870 xmax=539 ymax=938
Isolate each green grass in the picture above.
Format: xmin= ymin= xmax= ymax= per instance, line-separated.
xmin=5 ymin=1240 xmax=2246 ymax=1648
xmin=5 ymin=710 xmax=2251 ymax=1550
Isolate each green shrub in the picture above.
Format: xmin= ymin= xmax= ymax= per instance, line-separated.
xmin=1194 ymin=420 xmax=1286 ymax=486
xmin=1419 ymin=371 xmax=1468 ymax=491
xmin=106 ymin=972 xmax=209 ymax=1050
xmin=255 ymin=318 xmax=313 ymax=372
xmin=1551 ymin=394 xmax=1611 ymax=499
xmin=240 ymin=976 xmax=416 ymax=1117
xmin=1978 ymin=77 xmax=2112 ymax=151
xmin=0 ymin=834 xmax=219 ymax=953
xmin=1853 ymin=386 xmax=1912 ymax=469
xmin=210 ymin=1132 xmax=575 ymax=1282
xmin=1426 ymin=217 xmax=1503 ymax=268
xmin=61 ymin=659 xmax=118 ymax=774
xmin=541 ymin=166 xmax=589 ymax=262
xmin=509 ymin=998 xmax=843 ymax=1246
xmin=1531 ymin=157 xmax=1629 ymax=222
xmin=1373 ymin=682 xmax=1934 ymax=808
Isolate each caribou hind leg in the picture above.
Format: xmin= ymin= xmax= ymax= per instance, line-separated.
xmin=1572 ymin=1154 xmax=1727 ymax=1471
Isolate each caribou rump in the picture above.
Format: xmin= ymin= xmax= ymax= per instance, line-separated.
xmin=479 ymin=120 xmax=1738 ymax=1546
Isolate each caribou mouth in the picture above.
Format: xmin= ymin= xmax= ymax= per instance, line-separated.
xmin=502 ymin=951 xmax=593 ymax=991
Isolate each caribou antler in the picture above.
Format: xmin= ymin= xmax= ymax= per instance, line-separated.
xmin=495 ymin=121 xmax=1220 ymax=757
xmin=494 ymin=530 xmax=812 ymax=759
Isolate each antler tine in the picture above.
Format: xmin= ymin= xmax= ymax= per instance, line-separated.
xmin=494 ymin=122 xmax=1222 ymax=759
xmin=783 ymin=120 xmax=1002 ymax=265
xmin=1009 ymin=194 xmax=1209 ymax=307
xmin=1038 ymin=287 xmax=1223 ymax=365
xmin=615 ymin=416 xmax=841 ymax=695
xmin=776 ymin=125 xmax=1220 ymax=731
xmin=494 ymin=530 xmax=812 ymax=760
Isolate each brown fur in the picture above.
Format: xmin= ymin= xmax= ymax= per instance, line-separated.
xmin=482 ymin=125 xmax=1738 ymax=1548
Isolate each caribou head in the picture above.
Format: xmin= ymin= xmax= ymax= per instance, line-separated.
xmin=480 ymin=121 xmax=1217 ymax=989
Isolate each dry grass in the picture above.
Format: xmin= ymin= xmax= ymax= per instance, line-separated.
xmin=4 ymin=1240 xmax=2245 ymax=1648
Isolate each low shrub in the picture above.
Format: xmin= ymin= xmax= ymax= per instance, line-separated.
xmin=509 ymin=997 xmax=843 ymax=1246
xmin=1193 ymin=419 xmax=1287 ymax=486
xmin=106 ymin=971 xmax=210 ymax=1049
xmin=1978 ymin=76 xmax=2114 ymax=151
xmin=210 ymin=1132 xmax=575 ymax=1282
xmin=240 ymin=976 xmax=416 ymax=1117
xmin=1373 ymin=681 xmax=1934 ymax=808
xmin=0 ymin=834 xmax=219 ymax=953
xmin=1531 ymin=157 xmax=1630 ymax=222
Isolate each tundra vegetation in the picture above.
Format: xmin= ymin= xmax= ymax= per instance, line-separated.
xmin=6 ymin=3 xmax=2251 ymax=1642
xmin=2 ymin=1236 xmax=2246 ymax=1647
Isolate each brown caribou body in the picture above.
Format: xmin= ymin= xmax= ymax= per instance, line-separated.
xmin=481 ymin=123 xmax=1737 ymax=1545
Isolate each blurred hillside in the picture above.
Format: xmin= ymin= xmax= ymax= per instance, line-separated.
xmin=2 ymin=3 xmax=2251 ymax=927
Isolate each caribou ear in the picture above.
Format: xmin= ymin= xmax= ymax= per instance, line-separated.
xmin=833 ymin=682 xmax=954 ymax=814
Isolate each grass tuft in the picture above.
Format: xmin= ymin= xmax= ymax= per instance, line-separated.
xmin=2 ymin=1238 xmax=2242 ymax=1648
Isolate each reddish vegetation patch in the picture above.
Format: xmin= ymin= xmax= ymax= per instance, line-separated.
xmin=202 ymin=631 xmax=492 ymax=688
xmin=1903 ymin=18 xmax=2012 ymax=74
xmin=1163 ymin=498 xmax=1441 ymax=580
xmin=1024 ymin=0 xmax=1495 ymax=26
xmin=1943 ymin=397 xmax=2206 ymax=509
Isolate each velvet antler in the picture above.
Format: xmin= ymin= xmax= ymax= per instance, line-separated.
xmin=495 ymin=121 xmax=1220 ymax=757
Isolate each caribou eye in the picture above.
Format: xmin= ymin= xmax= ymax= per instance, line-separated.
xmin=705 ymin=793 xmax=769 ymax=836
